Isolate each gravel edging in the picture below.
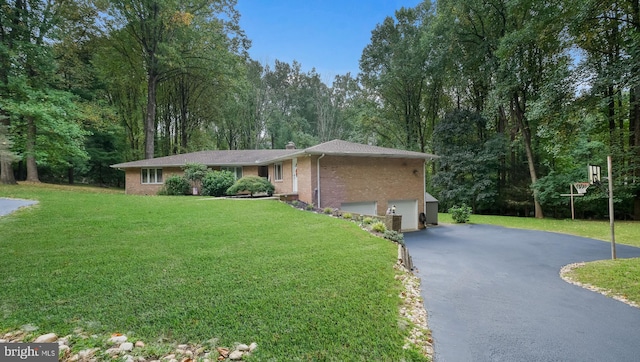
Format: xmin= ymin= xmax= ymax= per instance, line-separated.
xmin=560 ymin=262 xmax=640 ymax=309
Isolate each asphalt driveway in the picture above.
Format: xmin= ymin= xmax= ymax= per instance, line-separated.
xmin=0 ymin=198 xmax=38 ymax=217
xmin=404 ymin=224 xmax=640 ymax=362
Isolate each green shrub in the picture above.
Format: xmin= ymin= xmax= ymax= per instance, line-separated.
xmin=323 ymin=207 xmax=333 ymax=214
xmin=161 ymin=175 xmax=191 ymax=195
xmin=305 ymin=203 xmax=315 ymax=211
xmin=201 ymin=170 xmax=235 ymax=197
xmin=383 ymin=230 xmax=404 ymax=244
xmin=363 ymin=217 xmax=374 ymax=225
xmin=342 ymin=212 xmax=352 ymax=219
xmin=449 ymin=203 xmax=472 ymax=223
xmin=226 ymin=176 xmax=275 ymax=197
xmin=371 ymin=221 xmax=387 ymax=233
xmin=291 ymin=200 xmax=299 ymax=207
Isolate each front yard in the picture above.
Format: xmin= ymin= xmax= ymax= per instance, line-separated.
xmin=0 ymin=184 xmax=427 ymax=361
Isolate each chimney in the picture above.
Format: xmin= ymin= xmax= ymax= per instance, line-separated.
xmin=285 ymin=141 xmax=296 ymax=150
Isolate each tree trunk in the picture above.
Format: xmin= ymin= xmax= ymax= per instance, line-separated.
xmin=144 ymin=72 xmax=158 ymax=159
xmin=0 ymin=156 xmax=17 ymax=184
xmin=513 ymin=95 xmax=543 ymax=218
xmin=25 ymin=116 xmax=39 ymax=182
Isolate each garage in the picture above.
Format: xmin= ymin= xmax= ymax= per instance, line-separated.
xmin=388 ymin=199 xmax=418 ymax=231
xmin=341 ymin=201 xmax=377 ymax=216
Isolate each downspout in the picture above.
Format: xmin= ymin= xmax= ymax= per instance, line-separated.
xmin=317 ymin=154 xmax=325 ymax=208
xmin=423 ymin=160 xmax=427 ymax=227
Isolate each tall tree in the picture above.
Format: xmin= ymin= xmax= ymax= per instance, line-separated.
xmin=360 ymin=3 xmax=434 ymax=152
xmin=103 ymin=0 xmax=244 ymax=159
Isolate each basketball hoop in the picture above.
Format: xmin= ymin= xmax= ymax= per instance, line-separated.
xmin=574 ymin=182 xmax=590 ymax=195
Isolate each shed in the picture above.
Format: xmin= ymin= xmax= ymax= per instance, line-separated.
xmin=425 ymin=192 xmax=439 ymax=225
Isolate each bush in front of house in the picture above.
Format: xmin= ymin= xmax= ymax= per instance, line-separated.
xmin=371 ymin=221 xmax=387 ymax=233
xmin=226 ymin=176 xmax=275 ymax=197
xmin=383 ymin=230 xmax=404 ymax=244
xmin=201 ymin=170 xmax=236 ymax=197
xmin=160 ymin=175 xmax=191 ymax=195
xmin=449 ymin=203 xmax=472 ymax=223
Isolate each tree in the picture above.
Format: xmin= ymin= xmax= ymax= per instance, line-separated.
xmin=432 ymin=110 xmax=504 ymax=212
xmin=102 ymin=0 xmax=245 ymax=159
xmin=360 ymin=3 xmax=435 ymax=152
xmin=0 ymin=0 xmax=93 ymax=183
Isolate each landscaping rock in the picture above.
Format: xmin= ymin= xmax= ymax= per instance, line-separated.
xmin=120 ymin=342 xmax=134 ymax=352
xmin=109 ymin=335 xmax=128 ymax=344
xmin=34 ymin=333 xmax=57 ymax=343
xmin=248 ymin=343 xmax=257 ymax=352
xmin=228 ymin=350 xmax=243 ymax=360
xmin=58 ymin=345 xmax=70 ymax=353
xmin=105 ymin=347 xmax=121 ymax=356
xmin=236 ymin=344 xmax=249 ymax=352
xmin=135 ymin=341 xmax=145 ymax=348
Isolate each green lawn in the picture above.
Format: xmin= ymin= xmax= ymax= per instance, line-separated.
xmin=439 ymin=212 xmax=640 ymax=307
xmin=438 ymin=213 xmax=640 ymax=248
xmin=0 ymin=184 xmax=426 ymax=361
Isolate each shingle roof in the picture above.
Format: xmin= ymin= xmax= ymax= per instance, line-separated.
xmin=111 ymin=140 xmax=437 ymax=169
xmin=304 ymin=139 xmax=438 ymax=159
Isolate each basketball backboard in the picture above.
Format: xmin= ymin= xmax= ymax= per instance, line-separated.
xmin=588 ymin=165 xmax=601 ymax=184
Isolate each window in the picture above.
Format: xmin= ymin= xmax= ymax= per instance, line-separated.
xmin=141 ymin=168 xmax=163 ymax=184
xmin=274 ymin=162 xmax=283 ymax=181
xmin=221 ymin=166 xmax=243 ymax=180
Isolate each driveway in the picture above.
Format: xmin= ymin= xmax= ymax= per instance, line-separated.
xmin=0 ymin=198 xmax=38 ymax=217
xmin=404 ymin=224 xmax=640 ymax=362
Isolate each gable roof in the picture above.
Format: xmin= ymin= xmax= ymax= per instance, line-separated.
xmin=111 ymin=139 xmax=437 ymax=169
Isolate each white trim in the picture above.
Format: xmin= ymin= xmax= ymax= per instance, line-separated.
xmin=274 ymin=162 xmax=283 ymax=181
xmin=141 ymin=168 xmax=163 ymax=184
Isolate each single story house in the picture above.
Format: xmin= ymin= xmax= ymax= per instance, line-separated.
xmin=111 ymin=139 xmax=437 ymax=231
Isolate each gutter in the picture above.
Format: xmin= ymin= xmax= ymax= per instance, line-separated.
xmin=317 ymin=153 xmax=325 ymax=208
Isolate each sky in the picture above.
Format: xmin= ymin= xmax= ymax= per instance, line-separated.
xmin=236 ymin=0 xmax=423 ymax=79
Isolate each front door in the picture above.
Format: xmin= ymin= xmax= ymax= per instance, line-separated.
xmin=292 ymin=158 xmax=298 ymax=193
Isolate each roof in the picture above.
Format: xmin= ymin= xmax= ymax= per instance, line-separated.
xmin=111 ymin=139 xmax=438 ymax=169
xmin=304 ymin=139 xmax=438 ymax=159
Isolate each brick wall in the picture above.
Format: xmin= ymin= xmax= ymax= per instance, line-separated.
xmin=316 ymin=156 xmax=425 ymax=216
xmin=124 ymin=167 xmax=182 ymax=195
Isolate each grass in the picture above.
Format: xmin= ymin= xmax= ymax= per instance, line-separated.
xmin=439 ymin=212 xmax=640 ymax=307
xmin=0 ymin=183 xmax=426 ymax=361
xmin=438 ymin=212 xmax=640 ymax=247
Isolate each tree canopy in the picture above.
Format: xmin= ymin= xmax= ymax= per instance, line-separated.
xmin=1 ymin=0 xmax=639 ymax=220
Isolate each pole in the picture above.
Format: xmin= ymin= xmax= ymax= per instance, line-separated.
xmin=608 ymin=155 xmax=616 ymax=260
xmin=570 ymin=184 xmax=575 ymax=220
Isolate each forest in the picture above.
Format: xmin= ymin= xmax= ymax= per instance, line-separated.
xmin=1 ymin=0 xmax=639 ymax=220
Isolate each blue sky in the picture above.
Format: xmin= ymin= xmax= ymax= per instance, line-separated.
xmin=236 ymin=0 xmax=423 ymax=78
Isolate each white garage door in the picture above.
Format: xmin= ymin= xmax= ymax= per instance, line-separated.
xmin=389 ymin=199 xmax=418 ymax=230
xmin=341 ymin=201 xmax=377 ymax=216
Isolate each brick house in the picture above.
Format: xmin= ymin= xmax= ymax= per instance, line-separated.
xmin=111 ymin=140 xmax=437 ymax=230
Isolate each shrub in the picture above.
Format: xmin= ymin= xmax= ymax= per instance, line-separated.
xmin=291 ymin=200 xmax=299 ymax=207
xmin=226 ymin=176 xmax=275 ymax=197
xmin=323 ymin=207 xmax=333 ymax=214
xmin=306 ymin=203 xmax=315 ymax=211
xmin=362 ymin=217 xmax=374 ymax=225
xmin=161 ymin=175 xmax=190 ymax=195
xmin=449 ymin=203 xmax=472 ymax=223
xmin=383 ymin=230 xmax=404 ymax=244
xmin=371 ymin=221 xmax=387 ymax=233
xmin=201 ymin=170 xmax=235 ymax=197
xmin=342 ymin=212 xmax=352 ymax=220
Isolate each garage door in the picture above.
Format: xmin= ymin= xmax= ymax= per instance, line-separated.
xmin=341 ymin=201 xmax=377 ymax=216
xmin=389 ymin=199 xmax=418 ymax=230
